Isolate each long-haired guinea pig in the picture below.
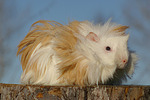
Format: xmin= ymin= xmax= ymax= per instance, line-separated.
xmin=17 ymin=20 xmax=137 ymax=86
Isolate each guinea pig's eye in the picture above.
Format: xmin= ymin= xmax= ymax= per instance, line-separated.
xmin=106 ymin=46 xmax=111 ymax=51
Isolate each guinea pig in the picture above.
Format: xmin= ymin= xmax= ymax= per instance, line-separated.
xmin=17 ymin=20 xmax=137 ymax=86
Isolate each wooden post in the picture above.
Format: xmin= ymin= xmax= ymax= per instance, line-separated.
xmin=0 ymin=83 xmax=150 ymax=100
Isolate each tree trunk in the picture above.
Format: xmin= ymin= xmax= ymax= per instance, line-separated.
xmin=0 ymin=83 xmax=150 ymax=100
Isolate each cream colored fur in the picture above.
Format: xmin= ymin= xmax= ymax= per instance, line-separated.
xmin=17 ymin=20 xmax=137 ymax=86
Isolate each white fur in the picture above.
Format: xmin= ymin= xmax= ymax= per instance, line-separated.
xmin=79 ymin=20 xmax=117 ymax=37
xmin=21 ymin=40 xmax=61 ymax=85
xmin=128 ymin=53 xmax=138 ymax=75
xmin=75 ymin=21 xmax=131 ymax=84
xmin=20 ymin=20 xmax=137 ymax=85
xmin=75 ymin=33 xmax=118 ymax=84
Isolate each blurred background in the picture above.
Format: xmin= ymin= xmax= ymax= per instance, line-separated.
xmin=0 ymin=0 xmax=150 ymax=85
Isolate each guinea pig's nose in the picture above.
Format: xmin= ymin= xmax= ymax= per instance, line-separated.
xmin=122 ymin=59 xmax=127 ymax=64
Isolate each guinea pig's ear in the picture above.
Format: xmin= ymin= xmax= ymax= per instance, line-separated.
xmin=124 ymin=34 xmax=129 ymax=41
xmin=113 ymin=26 xmax=129 ymax=32
xmin=86 ymin=32 xmax=100 ymax=42
xmin=120 ymin=34 xmax=129 ymax=43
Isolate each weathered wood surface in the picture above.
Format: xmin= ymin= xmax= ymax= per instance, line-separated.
xmin=0 ymin=83 xmax=150 ymax=100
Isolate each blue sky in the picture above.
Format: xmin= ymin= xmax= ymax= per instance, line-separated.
xmin=1 ymin=0 xmax=150 ymax=85
xmin=13 ymin=0 xmax=126 ymax=24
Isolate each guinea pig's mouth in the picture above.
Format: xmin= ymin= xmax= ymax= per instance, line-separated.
xmin=117 ymin=63 xmax=127 ymax=69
